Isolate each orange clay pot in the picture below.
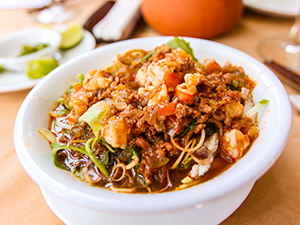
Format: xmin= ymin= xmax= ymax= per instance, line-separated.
xmin=141 ymin=0 xmax=243 ymax=39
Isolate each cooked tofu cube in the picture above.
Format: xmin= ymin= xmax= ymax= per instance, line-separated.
xmin=190 ymin=164 xmax=211 ymax=178
xmin=204 ymin=133 xmax=219 ymax=154
xmin=101 ymin=117 xmax=128 ymax=149
xmin=225 ymin=101 xmax=244 ymax=118
xmin=222 ymin=129 xmax=250 ymax=160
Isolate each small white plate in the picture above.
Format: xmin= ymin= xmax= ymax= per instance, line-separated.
xmin=0 ymin=30 xmax=95 ymax=93
xmin=244 ymin=0 xmax=300 ymax=17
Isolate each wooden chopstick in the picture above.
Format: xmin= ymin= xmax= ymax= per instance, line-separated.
xmin=264 ymin=60 xmax=300 ymax=91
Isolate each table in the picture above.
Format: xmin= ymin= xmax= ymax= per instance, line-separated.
xmin=0 ymin=1 xmax=299 ymax=224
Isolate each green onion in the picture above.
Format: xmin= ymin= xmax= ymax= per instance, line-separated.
xmin=50 ymin=141 xmax=109 ymax=178
xmin=86 ymin=138 xmax=109 ymax=178
xmin=244 ymin=99 xmax=269 ymax=118
xmin=100 ymin=138 xmax=116 ymax=153
xmin=56 ymin=108 xmax=70 ymax=116
xmin=77 ymin=73 xmax=84 ymax=85
xmin=38 ymin=128 xmax=56 ymax=143
xmin=58 ymin=97 xmax=72 ymax=110
xmin=175 ymin=120 xmax=197 ymax=138
xmin=142 ymin=51 xmax=154 ymax=62
xmin=181 ymin=176 xmax=193 ymax=184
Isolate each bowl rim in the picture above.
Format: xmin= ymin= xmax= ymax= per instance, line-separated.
xmin=0 ymin=27 xmax=61 ymax=63
xmin=14 ymin=36 xmax=292 ymax=213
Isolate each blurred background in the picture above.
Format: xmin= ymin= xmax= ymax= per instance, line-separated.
xmin=0 ymin=0 xmax=300 ymax=224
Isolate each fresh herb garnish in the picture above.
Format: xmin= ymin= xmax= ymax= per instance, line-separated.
xmin=204 ymin=123 xmax=218 ymax=136
xmin=175 ymin=120 xmax=197 ymax=138
xmin=58 ymin=97 xmax=72 ymax=110
xmin=50 ymin=141 xmax=109 ymax=178
xmin=130 ymin=147 xmax=141 ymax=169
xmin=166 ymin=37 xmax=198 ymax=62
xmin=142 ymin=51 xmax=154 ymax=62
xmin=56 ymin=108 xmax=70 ymax=116
xmin=101 ymin=151 xmax=113 ymax=166
xmin=226 ymin=83 xmax=241 ymax=91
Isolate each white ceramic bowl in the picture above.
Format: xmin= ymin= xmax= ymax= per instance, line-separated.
xmin=0 ymin=28 xmax=61 ymax=71
xmin=14 ymin=37 xmax=292 ymax=225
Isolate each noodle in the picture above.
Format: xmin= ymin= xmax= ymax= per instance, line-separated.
xmin=111 ymin=163 xmax=126 ymax=182
xmin=109 ymin=186 xmax=136 ymax=193
xmin=190 ymin=154 xmax=214 ymax=165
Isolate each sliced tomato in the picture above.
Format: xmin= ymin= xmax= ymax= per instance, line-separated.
xmin=164 ymin=72 xmax=183 ymax=92
xmin=158 ymin=103 xmax=176 ymax=116
xmin=205 ymin=60 xmax=222 ymax=74
xmin=175 ymin=88 xmax=194 ymax=105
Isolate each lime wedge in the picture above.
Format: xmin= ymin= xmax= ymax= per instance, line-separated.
xmin=0 ymin=65 xmax=5 ymax=73
xmin=59 ymin=24 xmax=83 ymax=50
xmin=26 ymin=57 xmax=59 ymax=79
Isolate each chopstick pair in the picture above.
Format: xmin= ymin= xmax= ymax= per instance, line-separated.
xmin=264 ymin=60 xmax=300 ymax=111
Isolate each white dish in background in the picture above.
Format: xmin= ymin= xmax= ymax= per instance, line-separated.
xmin=0 ymin=28 xmax=61 ymax=72
xmin=0 ymin=29 xmax=95 ymax=93
xmin=244 ymin=0 xmax=300 ymax=17
xmin=14 ymin=37 xmax=292 ymax=225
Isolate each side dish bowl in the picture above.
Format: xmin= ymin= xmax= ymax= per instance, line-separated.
xmin=0 ymin=28 xmax=61 ymax=71
xmin=14 ymin=37 xmax=291 ymax=225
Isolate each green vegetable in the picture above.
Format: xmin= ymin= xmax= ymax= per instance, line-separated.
xmin=79 ymin=100 xmax=109 ymax=134
xmin=226 ymin=83 xmax=240 ymax=91
xmin=60 ymin=24 xmax=83 ymax=50
xmin=131 ymin=147 xmax=140 ymax=158
xmin=101 ymin=151 xmax=113 ymax=166
xmin=130 ymin=147 xmax=140 ymax=169
xmin=77 ymin=73 xmax=85 ymax=85
xmin=86 ymin=138 xmax=109 ymax=178
xmin=0 ymin=65 xmax=5 ymax=73
xmin=56 ymin=108 xmax=70 ymax=116
xmin=51 ymin=141 xmax=109 ymax=178
xmin=175 ymin=120 xmax=197 ymax=138
xmin=26 ymin=57 xmax=59 ymax=79
xmin=19 ymin=43 xmax=49 ymax=56
xmin=100 ymin=138 xmax=116 ymax=153
xmin=244 ymin=99 xmax=269 ymax=118
xmin=38 ymin=128 xmax=56 ymax=143
xmin=51 ymin=143 xmax=73 ymax=171
xmin=181 ymin=176 xmax=193 ymax=184
xmin=142 ymin=51 xmax=154 ymax=62
xmin=58 ymin=97 xmax=72 ymax=110
xmin=67 ymin=80 xmax=77 ymax=94
xmin=73 ymin=167 xmax=84 ymax=180
xmin=204 ymin=123 xmax=218 ymax=136
xmin=181 ymin=157 xmax=192 ymax=169
xmin=166 ymin=37 xmax=198 ymax=62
